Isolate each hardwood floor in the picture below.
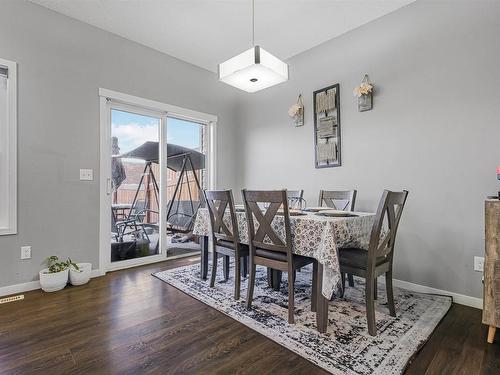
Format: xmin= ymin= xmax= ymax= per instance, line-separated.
xmin=0 ymin=257 xmax=498 ymax=374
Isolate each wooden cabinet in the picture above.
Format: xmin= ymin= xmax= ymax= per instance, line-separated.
xmin=483 ymin=199 xmax=500 ymax=343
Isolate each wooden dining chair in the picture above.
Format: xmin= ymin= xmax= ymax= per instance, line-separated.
xmin=242 ymin=189 xmax=317 ymax=324
xmin=318 ymin=190 xmax=357 ymax=211
xmin=204 ymin=190 xmax=249 ymax=300
xmin=338 ymin=190 xmax=409 ymax=336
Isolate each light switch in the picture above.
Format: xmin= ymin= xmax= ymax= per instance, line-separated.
xmin=80 ymin=169 xmax=93 ymax=181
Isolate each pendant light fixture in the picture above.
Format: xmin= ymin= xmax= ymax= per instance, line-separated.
xmin=218 ymin=0 xmax=289 ymax=93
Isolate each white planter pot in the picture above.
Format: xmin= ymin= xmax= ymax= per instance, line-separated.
xmin=39 ymin=268 xmax=69 ymax=292
xmin=69 ymin=263 xmax=92 ymax=286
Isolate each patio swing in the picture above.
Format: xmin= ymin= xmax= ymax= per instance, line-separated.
xmin=116 ymin=141 xmax=205 ymax=240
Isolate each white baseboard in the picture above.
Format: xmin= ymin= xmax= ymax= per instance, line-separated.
xmin=0 ymin=280 xmax=41 ymax=297
xmin=0 ymin=269 xmax=105 ymax=297
xmin=393 ymin=278 xmax=483 ymax=310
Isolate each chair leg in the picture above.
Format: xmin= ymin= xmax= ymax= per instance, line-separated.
xmin=288 ymin=270 xmax=295 ymax=324
xmin=246 ymin=260 xmax=256 ymax=308
xmin=267 ymin=267 xmax=273 ymax=288
xmin=365 ymin=277 xmax=377 ymax=336
xmin=348 ymin=274 xmax=354 ymax=287
xmin=210 ymin=250 xmax=218 ymax=287
xmin=488 ymin=326 xmax=497 ymax=344
xmin=223 ymin=255 xmax=230 ymax=281
xmin=311 ymin=261 xmax=318 ymax=312
xmin=340 ymin=272 xmax=346 ymax=298
xmin=385 ymin=270 xmax=396 ymax=317
xmin=234 ymin=255 xmax=241 ymax=300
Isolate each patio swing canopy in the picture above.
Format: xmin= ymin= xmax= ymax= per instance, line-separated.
xmin=116 ymin=141 xmax=205 ymax=171
xmin=114 ymin=141 xmax=205 ymax=235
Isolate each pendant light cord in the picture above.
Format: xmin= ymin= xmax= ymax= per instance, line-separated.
xmin=252 ymin=0 xmax=255 ymax=46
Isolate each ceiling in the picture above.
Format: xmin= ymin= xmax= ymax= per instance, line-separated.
xmin=30 ymin=0 xmax=414 ymax=72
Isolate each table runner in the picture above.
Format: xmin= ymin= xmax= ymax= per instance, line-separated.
xmin=193 ymin=208 xmax=375 ymax=299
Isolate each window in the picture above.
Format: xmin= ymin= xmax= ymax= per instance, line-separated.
xmin=0 ymin=58 xmax=17 ymax=235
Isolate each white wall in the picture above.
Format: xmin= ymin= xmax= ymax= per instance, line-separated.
xmin=234 ymin=0 xmax=500 ymax=299
xmin=0 ymin=0 xmax=240 ymax=287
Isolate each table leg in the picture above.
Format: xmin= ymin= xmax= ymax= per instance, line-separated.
xmin=266 ymin=268 xmax=281 ymax=290
xmin=272 ymin=269 xmax=282 ymax=291
xmin=223 ymin=255 xmax=230 ymax=280
xmin=200 ymin=236 xmax=209 ymax=280
xmin=241 ymin=256 xmax=248 ymax=277
xmin=316 ymin=262 xmax=328 ymax=333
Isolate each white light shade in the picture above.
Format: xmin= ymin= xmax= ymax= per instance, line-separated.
xmin=218 ymin=46 xmax=288 ymax=93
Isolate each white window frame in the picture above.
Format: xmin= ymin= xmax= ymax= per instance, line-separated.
xmin=0 ymin=58 xmax=17 ymax=236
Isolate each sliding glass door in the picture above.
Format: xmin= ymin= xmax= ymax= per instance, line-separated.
xmin=100 ymin=90 xmax=216 ymax=272
xmin=110 ymin=106 xmax=163 ymax=267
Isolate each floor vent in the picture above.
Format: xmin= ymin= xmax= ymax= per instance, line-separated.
xmin=0 ymin=295 xmax=24 ymax=304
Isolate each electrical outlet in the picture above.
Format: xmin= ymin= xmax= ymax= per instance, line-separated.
xmin=474 ymin=256 xmax=484 ymax=272
xmin=79 ymin=168 xmax=93 ymax=181
xmin=21 ymin=246 xmax=31 ymax=260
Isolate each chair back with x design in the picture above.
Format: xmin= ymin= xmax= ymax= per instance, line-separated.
xmin=241 ymin=189 xmax=292 ymax=256
xmin=204 ymin=190 xmax=239 ymax=246
xmin=368 ymin=190 xmax=409 ymax=266
xmin=318 ymin=190 xmax=357 ymax=211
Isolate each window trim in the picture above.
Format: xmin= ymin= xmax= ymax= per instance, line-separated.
xmin=0 ymin=58 xmax=17 ymax=236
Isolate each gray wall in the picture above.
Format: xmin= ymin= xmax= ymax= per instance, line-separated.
xmin=234 ymin=0 xmax=500 ymax=299
xmin=2 ymin=0 xmax=499 ymax=300
xmin=0 ymin=0 xmax=240 ymax=287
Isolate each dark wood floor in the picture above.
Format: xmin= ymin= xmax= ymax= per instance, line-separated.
xmin=0 ymin=257 xmax=498 ymax=375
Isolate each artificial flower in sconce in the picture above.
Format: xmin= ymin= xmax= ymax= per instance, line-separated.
xmin=353 ymin=74 xmax=374 ymax=112
xmin=289 ymin=94 xmax=304 ymax=127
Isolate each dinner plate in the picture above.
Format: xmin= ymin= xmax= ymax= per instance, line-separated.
xmin=303 ymin=207 xmax=332 ymax=212
xmin=315 ymin=210 xmax=358 ymax=218
xmin=278 ymin=211 xmax=307 ymax=216
xmin=276 ymin=209 xmax=307 ymax=216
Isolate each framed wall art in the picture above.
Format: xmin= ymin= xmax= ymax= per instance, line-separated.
xmin=313 ymin=83 xmax=341 ymax=168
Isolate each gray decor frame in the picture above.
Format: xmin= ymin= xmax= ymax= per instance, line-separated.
xmin=313 ymin=83 xmax=341 ymax=168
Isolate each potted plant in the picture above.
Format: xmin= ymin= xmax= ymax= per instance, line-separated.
xmin=39 ymin=256 xmax=69 ymax=292
xmin=68 ymin=260 xmax=92 ymax=286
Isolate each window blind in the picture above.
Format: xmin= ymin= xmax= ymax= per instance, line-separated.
xmin=0 ymin=67 xmax=7 ymax=77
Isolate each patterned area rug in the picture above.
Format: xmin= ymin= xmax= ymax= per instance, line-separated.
xmin=153 ymin=262 xmax=451 ymax=375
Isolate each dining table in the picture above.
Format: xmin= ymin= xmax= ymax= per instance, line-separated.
xmin=192 ymin=207 xmax=375 ymax=333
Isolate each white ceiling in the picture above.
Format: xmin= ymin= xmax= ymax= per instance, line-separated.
xmin=30 ymin=0 xmax=414 ymax=72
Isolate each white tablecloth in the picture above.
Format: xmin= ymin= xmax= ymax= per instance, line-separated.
xmin=193 ymin=208 xmax=375 ymax=298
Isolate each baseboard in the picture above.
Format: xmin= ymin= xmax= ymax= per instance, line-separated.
xmin=393 ymin=278 xmax=483 ymax=310
xmin=0 ymin=269 xmax=105 ymax=297
xmin=0 ymin=280 xmax=41 ymax=297
xmin=91 ymin=269 xmax=106 ymax=278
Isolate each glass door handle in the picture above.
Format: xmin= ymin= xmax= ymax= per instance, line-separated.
xmin=107 ymin=178 xmax=112 ymax=195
